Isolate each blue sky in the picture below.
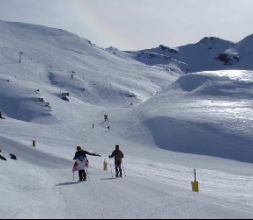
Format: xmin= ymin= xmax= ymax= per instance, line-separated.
xmin=0 ymin=0 xmax=252 ymax=50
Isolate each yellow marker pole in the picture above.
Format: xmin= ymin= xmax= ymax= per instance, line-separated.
xmin=32 ymin=140 xmax=36 ymax=148
xmin=103 ymin=160 xmax=108 ymax=171
xmin=191 ymin=169 xmax=199 ymax=193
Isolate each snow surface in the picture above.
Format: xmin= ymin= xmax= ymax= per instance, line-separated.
xmin=0 ymin=20 xmax=253 ymax=219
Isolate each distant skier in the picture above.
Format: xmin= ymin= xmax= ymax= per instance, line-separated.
xmin=73 ymin=146 xmax=101 ymax=182
xmin=104 ymin=114 xmax=109 ymax=122
xmin=109 ymin=145 xmax=124 ymax=178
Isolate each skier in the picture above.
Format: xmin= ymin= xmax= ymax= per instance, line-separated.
xmin=73 ymin=146 xmax=101 ymax=182
xmin=109 ymin=145 xmax=124 ymax=178
xmin=104 ymin=114 xmax=109 ymax=122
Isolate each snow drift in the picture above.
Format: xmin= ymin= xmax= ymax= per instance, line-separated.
xmin=145 ymin=117 xmax=253 ymax=163
xmin=173 ymin=70 xmax=253 ymax=98
xmin=125 ymin=70 xmax=253 ymax=163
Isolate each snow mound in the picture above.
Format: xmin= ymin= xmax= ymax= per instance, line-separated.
xmin=173 ymin=70 xmax=253 ymax=98
xmin=126 ymin=70 xmax=253 ymax=163
xmin=145 ymin=117 xmax=253 ymax=163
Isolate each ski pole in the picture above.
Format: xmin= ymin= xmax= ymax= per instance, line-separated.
xmin=122 ymin=167 xmax=126 ymax=177
xmin=109 ymin=164 xmax=114 ymax=178
xmin=85 ymin=168 xmax=91 ymax=182
xmin=122 ymin=166 xmax=126 ymax=177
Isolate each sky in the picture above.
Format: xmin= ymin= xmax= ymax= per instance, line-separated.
xmin=0 ymin=0 xmax=252 ymax=50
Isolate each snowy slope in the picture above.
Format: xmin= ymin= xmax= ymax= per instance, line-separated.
xmin=0 ymin=20 xmax=178 ymax=120
xmin=1 ymin=136 xmax=253 ymax=219
xmin=0 ymin=20 xmax=253 ymax=219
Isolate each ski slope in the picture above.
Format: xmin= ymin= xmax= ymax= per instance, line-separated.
xmin=0 ymin=20 xmax=253 ymax=219
xmin=1 ymin=136 xmax=253 ymax=219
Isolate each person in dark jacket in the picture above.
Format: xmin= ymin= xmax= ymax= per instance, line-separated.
xmin=73 ymin=146 xmax=101 ymax=182
xmin=104 ymin=114 xmax=109 ymax=122
xmin=109 ymin=145 xmax=124 ymax=178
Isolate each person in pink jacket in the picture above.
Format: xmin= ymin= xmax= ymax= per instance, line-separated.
xmin=73 ymin=146 xmax=101 ymax=182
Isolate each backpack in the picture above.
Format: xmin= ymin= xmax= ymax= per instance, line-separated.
xmin=78 ymin=155 xmax=86 ymax=162
xmin=114 ymin=151 xmax=124 ymax=163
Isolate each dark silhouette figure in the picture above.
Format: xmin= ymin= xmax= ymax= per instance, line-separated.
xmin=104 ymin=115 xmax=109 ymax=122
xmin=109 ymin=145 xmax=124 ymax=178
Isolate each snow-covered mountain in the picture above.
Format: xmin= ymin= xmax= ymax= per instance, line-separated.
xmin=120 ymin=35 xmax=253 ymax=73
xmin=1 ymin=20 xmax=253 ymax=218
xmin=0 ymin=20 xmax=176 ymax=121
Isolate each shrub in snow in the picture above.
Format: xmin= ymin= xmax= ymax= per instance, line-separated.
xmin=61 ymin=93 xmax=70 ymax=102
xmin=44 ymin=102 xmax=51 ymax=108
xmin=38 ymin=98 xmax=44 ymax=103
xmin=10 ymin=154 xmax=17 ymax=160
xmin=61 ymin=96 xmax=69 ymax=102
xmin=120 ymin=91 xmax=137 ymax=98
xmin=61 ymin=93 xmax=70 ymax=97
xmin=126 ymin=92 xmax=137 ymax=98
xmin=0 ymin=154 xmax=7 ymax=161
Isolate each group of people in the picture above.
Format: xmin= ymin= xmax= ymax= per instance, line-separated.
xmin=73 ymin=145 xmax=124 ymax=182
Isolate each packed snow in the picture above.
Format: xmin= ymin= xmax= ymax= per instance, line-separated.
xmin=0 ymin=20 xmax=253 ymax=219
